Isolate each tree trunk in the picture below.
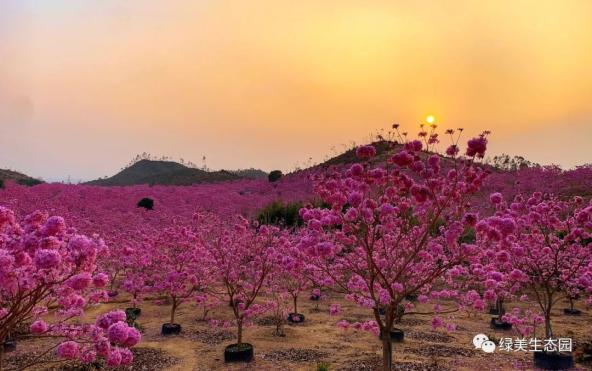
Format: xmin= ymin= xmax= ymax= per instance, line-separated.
xmin=570 ymin=298 xmax=574 ymax=311
xmin=170 ymin=298 xmax=177 ymax=324
xmin=381 ymin=335 xmax=393 ymax=371
xmin=545 ymin=312 xmax=553 ymax=338
xmin=237 ymin=319 xmax=243 ymax=345
xmin=275 ymin=319 xmax=284 ymax=337
xmin=380 ymin=305 xmax=394 ymax=371
xmin=496 ymin=298 xmax=504 ymax=315
xmin=110 ymin=271 xmax=119 ymax=291
xmin=293 ymin=296 xmax=298 ymax=314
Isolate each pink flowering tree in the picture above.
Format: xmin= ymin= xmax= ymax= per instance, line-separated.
xmin=457 ymin=194 xmax=527 ymax=319
xmin=147 ymin=223 xmax=212 ymax=332
xmin=477 ymin=192 xmax=592 ymax=338
xmin=194 ymin=294 xmax=220 ymax=322
xmin=48 ymin=309 xmax=141 ymax=368
xmin=264 ymin=282 xmax=290 ymax=337
xmin=121 ymin=237 xmax=156 ymax=311
xmin=299 ymin=130 xmax=491 ymax=370
xmin=205 ymin=218 xmax=280 ymax=349
xmin=0 ymin=206 xmax=139 ymax=368
xmin=274 ymin=236 xmax=314 ymax=318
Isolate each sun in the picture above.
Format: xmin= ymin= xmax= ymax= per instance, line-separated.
xmin=426 ymin=115 xmax=436 ymax=124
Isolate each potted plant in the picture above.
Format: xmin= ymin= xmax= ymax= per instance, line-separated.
xmin=299 ymin=132 xmax=492 ymax=370
xmin=146 ymin=224 xmax=211 ymax=336
xmin=205 ymin=218 xmax=281 ymax=363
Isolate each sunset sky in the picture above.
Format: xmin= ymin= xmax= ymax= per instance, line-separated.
xmin=1 ymin=1 xmax=591 ymax=181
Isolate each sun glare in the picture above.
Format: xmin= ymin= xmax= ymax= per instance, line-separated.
xmin=426 ymin=115 xmax=435 ymax=124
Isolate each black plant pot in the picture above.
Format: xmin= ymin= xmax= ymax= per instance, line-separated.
xmin=126 ymin=307 xmax=142 ymax=319
xmin=107 ymin=290 xmax=119 ymax=298
xmin=3 ymin=339 xmax=16 ymax=353
xmin=563 ymin=308 xmax=582 ymax=316
xmin=161 ymin=323 xmax=181 ymax=336
xmin=287 ymin=313 xmax=305 ymax=323
xmin=533 ymin=351 xmax=574 ymax=370
xmin=379 ymin=328 xmax=405 ymax=343
xmin=490 ymin=317 xmax=512 ymax=330
xmin=224 ymin=343 xmax=254 ymax=363
xmin=310 ymin=294 xmax=320 ymax=301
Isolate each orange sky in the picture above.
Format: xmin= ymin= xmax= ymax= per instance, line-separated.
xmin=1 ymin=1 xmax=591 ymax=181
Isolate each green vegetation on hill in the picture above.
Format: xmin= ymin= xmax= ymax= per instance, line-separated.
xmin=0 ymin=168 xmax=44 ymax=187
xmin=257 ymin=200 xmax=304 ymax=228
xmin=86 ymin=159 xmax=240 ymax=186
xmin=321 ymin=140 xmax=397 ymax=167
xmin=230 ymin=168 xmax=268 ymax=179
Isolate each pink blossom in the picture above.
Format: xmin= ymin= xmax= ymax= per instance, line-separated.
xmin=466 ymin=136 xmax=487 ymax=158
xmin=329 ymin=304 xmax=341 ymax=316
xmin=68 ymin=273 xmax=93 ymax=290
xmin=405 ymin=140 xmax=422 ymax=152
xmin=356 ymin=145 xmax=377 ymax=159
xmin=92 ymin=273 xmax=109 ymax=287
xmin=108 ymin=322 xmax=129 ymax=344
xmin=34 ymin=249 xmax=61 ymax=269
xmin=391 ymin=151 xmax=414 ymax=167
xmin=30 ymin=320 xmax=49 ymax=334
xmin=119 ymin=348 xmax=134 ymax=365
xmin=106 ymin=348 xmax=122 ymax=367
xmin=431 ymin=316 xmax=444 ymax=329
xmin=57 ymin=341 xmax=80 ymax=359
xmin=80 ymin=348 xmax=97 ymax=363
xmin=446 ymin=145 xmax=459 ymax=156
xmin=350 ymin=163 xmax=364 ymax=177
xmin=489 ymin=192 xmax=503 ymax=204
xmin=124 ymin=327 xmax=142 ymax=347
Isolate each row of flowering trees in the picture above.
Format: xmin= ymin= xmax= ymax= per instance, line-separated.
xmin=1 ymin=128 xmax=591 ymax=370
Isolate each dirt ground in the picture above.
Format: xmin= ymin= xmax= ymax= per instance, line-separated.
xmin=4 ymin=292 xmax=591 ymax=371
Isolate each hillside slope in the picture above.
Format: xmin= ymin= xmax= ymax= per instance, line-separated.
xmin=86 ymin=160 xmax=239 ymax=186
xmin=0 ymin=168 xmax=43 ymax=186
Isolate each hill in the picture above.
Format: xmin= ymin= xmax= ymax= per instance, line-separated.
xmin=0 ymin=168 xmax=44 ymax=187
xmin=229 ymin=168 xmax=268 ymax=179
xmin=316 ymin=140 xmax=592 ymax=200
xmin=86 ymin=160 xmax=240 ymax=186
xmin=320 ymin=140 xmax=399 ymax=167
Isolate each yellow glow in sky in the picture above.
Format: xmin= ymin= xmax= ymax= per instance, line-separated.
xmin=426 ymin=116 xmax=436 ymax=125
xmin=1 ymin=0 xmax=591 ymax=180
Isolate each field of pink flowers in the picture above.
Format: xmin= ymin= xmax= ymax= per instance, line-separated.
xmin=1 ymin=130 xmax=591 ymax=371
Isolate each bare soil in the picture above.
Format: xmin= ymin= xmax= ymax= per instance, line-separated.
xmin=4 ymin=292 xmax=591 ymax=371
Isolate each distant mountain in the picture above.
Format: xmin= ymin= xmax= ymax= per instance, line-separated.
xmin=229 ymin=168 xmax=268 ymax=179
xmin=0 ymin=168 xmax=44 ymax=186
xmin=86 ymin=160 xmax=240 ymax=186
